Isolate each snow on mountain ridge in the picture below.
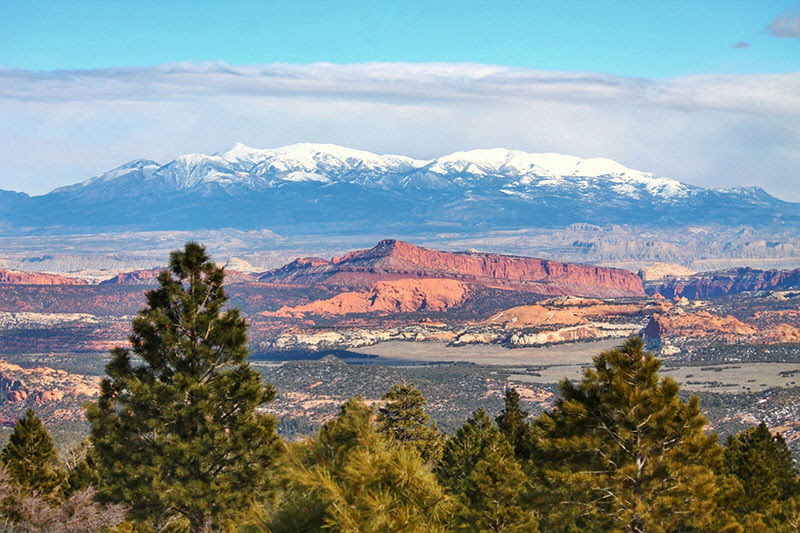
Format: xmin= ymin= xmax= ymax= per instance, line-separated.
xmin=57 ymin=143 xmax=692 ymax=199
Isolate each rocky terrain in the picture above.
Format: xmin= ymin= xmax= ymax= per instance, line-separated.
xmin=2 ymin=242 xmax=800 ymax=453
xmin=649 ymin=267 xmax=800 ymax=299
xmin=259 ymin=239 xmax=645 ymax=297
xmin=265 ymin=278 xmax=471 ymax=318
xmin=0 ymin=270 xmax=87 ymax=285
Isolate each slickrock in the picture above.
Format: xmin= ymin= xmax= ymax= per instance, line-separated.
xmin=259 ymin=240 xmax=644 ymax=298
xmin=485 ymin=299 xmax=668 ymax=329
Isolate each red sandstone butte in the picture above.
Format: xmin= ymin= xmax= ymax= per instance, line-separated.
xmin=259 ymin=239 xmax=644 ymax=298
xmin=0 ymin=269 xmax=87 ymax=285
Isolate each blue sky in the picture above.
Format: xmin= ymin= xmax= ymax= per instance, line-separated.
xmin=1 ymin=0 xmax=798 ymax=77
xmin=1 ymin=1 xmax=799 ymax=199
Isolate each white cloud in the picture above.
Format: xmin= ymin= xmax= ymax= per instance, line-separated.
xmin=1 ymin=62 xmax=799 ymax=201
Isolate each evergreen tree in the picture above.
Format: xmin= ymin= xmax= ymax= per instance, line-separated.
xmin=439 ymin=409 xmax=538 ymax=532
xmin=1 ymin=409 xmax=65 ymax=498
xmin=495 ymin=388 xmax=532 ymax=460
xmin=758 ymin=495 xmax=800 ymax=533
xmin=86 ymin=242 xmax=282 ymax=532
xmin=271 ymin=398 xmax=451 ymax=532
xmin=725 ymin=422 xmax=800 ymax=515
xmin=377 ymin=382 xmax=443 ymax=462
xmin=531 ymin=337 xmax=727 ymax=532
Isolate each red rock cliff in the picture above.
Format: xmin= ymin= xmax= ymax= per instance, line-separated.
xmin=650 ymin=267 xmax=800 ymax=299
xmin=259 ymin=240 xmax=644 ymax=298
xmin=0 ymin=269 xmax=87 ymax=285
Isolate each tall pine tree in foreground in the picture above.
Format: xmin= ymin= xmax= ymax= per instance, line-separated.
xmin=377 ymin=382 xmax=443 ymax=463
xmin=271 ymin=398 xmax=451 ymax=532
xmin=531 ymin=337 xmax=729 ymax=532
xmin=439 ymin=409 xmax=538 ymax=532
xmin=86 ymin=242 xmax=282 ymax=532
xmin=1 ymin=409 xmax=65 ymax=498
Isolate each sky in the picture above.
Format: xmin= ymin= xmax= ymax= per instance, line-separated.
xmin=1 ymin=1 xmax=799 ymax=199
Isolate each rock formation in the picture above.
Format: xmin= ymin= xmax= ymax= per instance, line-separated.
xmin=650 ymin=267 xmax=800 ymax=299
xmin=0 ymin=269 xmax=87 ymax=285
xmin=101 ymin=267 xmax=257 ymax=285
xmin=259 ymin=240 xmax=645 ymax=298
xmin=265 ymin=278 xmax=470 ymax=318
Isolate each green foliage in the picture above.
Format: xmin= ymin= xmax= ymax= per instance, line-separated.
xmin=757 ymin=494 xmax=800 ymax=532
xmin=725 ymin=421 xmax=800 ymax=515
xmin=495 ymin=388 xmax=532 ymax=461
xmin=1 ymin=409 xmax=65 ymax=498
xmin=271 ymin=398 xmax=451 ymax=532
xmin=531 ymin=336 xmax=726 ymax=532
xmin=86 ymin=242 xmax=282 ymax=532
xmin=377 ymin=382 xmax=443 ymax=463
xmin=439 ymin=409 xmax=538 ymax=532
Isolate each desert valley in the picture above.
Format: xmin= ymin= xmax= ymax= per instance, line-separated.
xmin=3 ymin=237 xmax=800 ymax=456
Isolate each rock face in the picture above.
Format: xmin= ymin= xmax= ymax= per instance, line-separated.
xmin=0 ymin=359 xmax=98 ymax=406
xmin=101 ymin=267 xmax=257 ymax=285
xmin=484 ymin=297 xmax=667 ymax=328
xmin=650 ymin=267 xmax=800 ymax=299
xmin=0 ymin=269 xmax=86 ymax=285
xmin=266 ymin=278 xmax=470 ymax=318
xmin=259 ymin=240 xmax=645 ymax=298
xmin=643 ymin=312 xmax=758 ymax=342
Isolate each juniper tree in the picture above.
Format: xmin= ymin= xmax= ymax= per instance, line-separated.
xmin=439 ymin=409 xmax=538 ymax=532
xmin=1 ymin=409 xmax=65 ymax=498
xmin=86 ymin=242 xmax=282 ymax=532
xmin=377 ymin=382 xmax=443 ymax=463
xmin=271 ymin=398 xmax=451 ymax=532
xmin=531 ymin=337 xmax=727 ymax=532
xmin=725 ymin=422 xmax=800 ymax=515
xmin=495 ymin=388 xmax=532 ymax=461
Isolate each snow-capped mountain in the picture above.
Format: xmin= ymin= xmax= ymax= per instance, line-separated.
xmin=1 ymin=143 xmax=797 ymax=235
xmin=52 ymin=143 xmax=692 ymax=199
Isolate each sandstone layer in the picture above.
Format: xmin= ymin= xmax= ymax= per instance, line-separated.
xmin=259 ymin=240 xmax=645 ymax=298
xmin=643 ymin=310 xmax=800 ymax=344
xmin=265 ymin=278 xmax=470 ymax=318
xmin=0 ymin=269 xmax=87 ymax=285
xmin=650 ymin=267 xmax=800 ymax=299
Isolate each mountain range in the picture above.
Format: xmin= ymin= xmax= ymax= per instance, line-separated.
xmin=2 ymin=143 xmax=798 ymax=235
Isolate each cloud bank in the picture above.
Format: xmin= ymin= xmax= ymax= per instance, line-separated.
xmin=1 ymin=62 xmax=799 ymax=201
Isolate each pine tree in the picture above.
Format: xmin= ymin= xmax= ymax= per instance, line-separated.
xmin=531 ymin=337 xmax=726 ymax=532
xmin=86 ymin=242 xmax=282 ymax=532
xmin=377 ymin=382 xmax=443 ymax=463
xmin=1 ymin=409 xmax=65 ymax=498
xmin=495 ymin=388 xmax=532 ymax=461
xmin=439 ymin=409 xmax=538 ymax=532
xmin=725 ymin=422 xmax=800 ymax=515
xmin=271 ymin=398 xmax=451 ymax=532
